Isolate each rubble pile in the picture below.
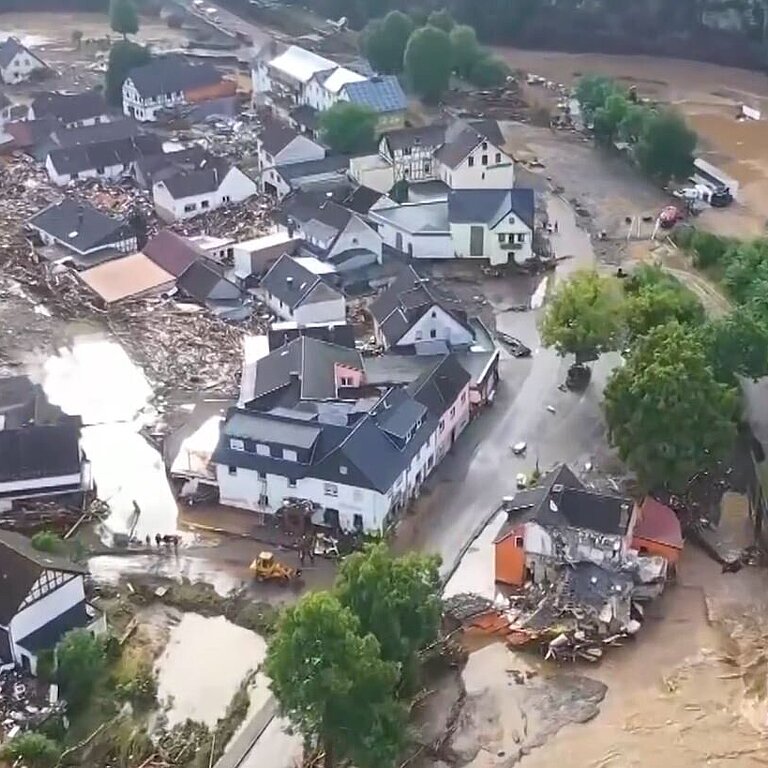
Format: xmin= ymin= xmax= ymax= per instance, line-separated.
xmin=0 ymin=670 xmax=64 ymax=741
xmin=443 ymin=84 xmax=529 ymax=122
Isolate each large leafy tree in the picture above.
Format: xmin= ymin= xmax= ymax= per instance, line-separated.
xmin=450 ymin=24 xmax=481 ymax=78
xmin=404 ymin=25 xmax=453 ymax=102
xmin=623 ymin=264 xmax=704 ymax=341
xmin=335 ymin=544 xmax=441 ymax=692
xmin=56 ymin=629 xmax=106 ymax=712
xmin=0 ymin=732 xmax=60 ymax=768
xmin=427 ymin=8 xmax=455 ymax=32
xmin=704 ymin=304 xmax=768 ymax=384
xmin=110 ymin=0 xmax=139 ymax=39
xmin=636 ymin=109 xmax=696 ymax=182
xmin=106 ymin=40 xmax=150 ymax=106
xmin=593 ymin=92 xmax=629 ymax=142
xmin=266 ymin=592 xmax=406 ymax=768
xmin=575 ymin=74 xmax=617 ymax=122
xmin=468 ymin=55 xmax=510 ymax=87
xmin=361 ymin=10 xmax=414 ymax=74
xmin=320 ymin=102 xmax=378 ymax=154
xmin=723 ymin=239 xmax=768 ymax=302
xmin=604 ymin=322 xmax=737 ymax=492
xmin=539 ymin=270 xmax=625 ymax=361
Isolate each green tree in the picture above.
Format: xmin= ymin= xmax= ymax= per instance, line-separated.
xmin=539 ymin=270 xmax=625 ymax=361
xmin=604 ymin=322 xmax=737 ymax=492
xmin=468 ymin=55 xmax=510 ymax=87
xmin=105 ymin=40 xmax=150 ymax=106
xmin=427 ymin=8 xmax=455 ymax=32
xmin=593 ymin=92 xmax=629 ymax=142
xmin=636 ymin=109 xmax=696 ymax=182
xmin=450 ymin=24 xmax=481 ymax=78
xmin=704 ymin=304 xmax=768 ymax=384
xmin=689 ymin=229 xmax=729 ymax=268
xmin=335 ymin=544 xmax=441 ymax=692
xmin=31 ymin=530 xmax=62 ymax=553
xmin=0 ymin=732 xmax=60 ymax=768
xmin=623 ymin=264 xmax=704 ymax=340
xmin=575 ymin=74 xmax=616 ymax=121
xmin=404 ymin=25 xmax=453 ymax=102
xmin=617 ymin=103 xmax=649 ymax=143
xmin=110 ymin=0 xmax=139 ymax=39
xmin=266 ymin=592 xmax=406 ymax=768
xmin=723 ymin=239 xmax=768 ymax=302
xmin=56 ymin=629 xmax=106 ymax=712
xmin=361 ymin=10 xmax=413 ymax=74
xmin=320 ymin=101 xmax=378 ymax=154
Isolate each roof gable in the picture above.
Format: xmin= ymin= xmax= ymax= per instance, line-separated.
xmin=127 ymin=57 xmax=222 ymax=99
xmin=143 ymin=230 xmax=205 ymax=276
xmin=0 ymin=37 xmax=45 ymax=70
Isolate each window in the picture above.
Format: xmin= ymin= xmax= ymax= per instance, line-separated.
xmin=439 ymin=419 xmax=444 ymax=433
xmin=339 ymin=376 xmax=352 ymax=386
xmin=515 ymin=536 xmax=524 ymax=548
xmin=256 ymin=443 xmax=270 ymax=456
xmin=498 ymin=233 xmax=506 ymax=243
xmin=283 ymin=448 xmax=298 ymax=461
xmin=450 ymin=406 xmax=456 ymax=417
xmin=228 ymin=466 xmax=237 ymax=476
xmin=495 ymin=152 xmax=502 ymax=163
xmin=482 ymin=142 xmax=488 ymax=150
xmin=258 ymin=471 xmax=266 ymax=479
xmin=415 ymin=330 xmax=423 ymax=340
xmin=353 ymin=513 xmax=364 ymax=531
xmin=96 ymin=166 xmax=105 ymax=175
xmin=424 ymin=162 xmax=431 ymax=173
xmin=431 ymin=310 xmax=437 ymax=318
xmin=184 ymin=203 xmax=197 ymax=213
xmin=461 ymin=390 xmax=466 ymax=402
xmin=404 ymin=147 xmax=412 ymax=156
xmin=288 ymin=478 xmax=297 ymax=488
xmin=468 ymin=155 xmax=474 ymax=168
xmin=222 ymin=195 xmax=231 ymax=203
xmin=259 ymin=493 xmax=269 ymax=506
xmin=230 ymin=438 xmax=245 ymax=451
xmin=481 ymin=155 xmax=488 ymax=166
xmin=430 ymin=329 xmax=437 ymax=339
xmin=324 ymin=482 xmax=338 ymax=497
xmin=201 ymin=200 xmax=210 ymax=209
xmin=70 ymin=172 xmax=79 ymax=180
xmin=339 ymin=465 xmax=348 ymax=475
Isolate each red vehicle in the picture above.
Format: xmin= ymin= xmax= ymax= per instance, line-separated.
xmin=659 ymin=205 xmax=684 ymax=229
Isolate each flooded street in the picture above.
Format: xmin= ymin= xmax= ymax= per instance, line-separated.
xmin=155 ymin=613 xmax=267 ymax=728
xmin=38 ymin=334 xmax=178 ymax=539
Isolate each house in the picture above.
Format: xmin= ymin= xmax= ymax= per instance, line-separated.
xmin=45 ymin=134 xmax=163 ymax=186
xmin=0 ymin=375 xmax=66 ymax=431
xmin=268 ymin=320 xmax=356 ymax=351
xmin=134 ymin=144 xmax=211 ymax=189
xmin=27 ymin=199 xmax=138 ymax=269
xmin=368 ymin=196 xmax=450 ymax=259
xmin=188 ymin=234 xmax=235 ymax=263
xmin=306 ymin=65 xmax=366 ymax=113
xmin=631 ymin=497 xmax=683 ymax=565
xmin=268 ymin=154 xmax=350 ymax=199
xmin=435 ymin=119 xmax=515 ymax=190
xmin=280 ymin=191 xmax=382 ymax=270
xmin=79 ymin=252 xmax=175 ymax=304
xmin=368 ymin=265 xmax=475 ymax=351
xmin=31 ymin=90 xmax=109 ymax=128
xmin=340 ymin=75 xmax=407 ymax=133
xmin=176 ymin=259 xmax=245 ymax=318
xmin=232 ymin=231 xmax=301 ymax=281
xmin=379 ymin=124 xmax=446 ymax=183
xmin=152 ymin=158 xmax=257 ymax=222
xmin=260 ymin=253 xmax=345 ymax=324
xmin=493 ymin=464 xmax=637 ymax=587
xmin=123 ymin=57 xmax=234 ymax=122
xmin=0 ymin=38 xmax=47 ymax=84
xmin=257 ymin=120 xmax=325 ymax=194
xmin=36 ymin=118 xmax=141 ymax=162
xmin=447 ymin=188 xmax=534 ymax=265
xmin=0 ymin=530 xmax=104 ymax=675
xmin=142 ymin=229 xmax=205 ymax=277
xmin=0 ymin=421 xmax=88 ymax=504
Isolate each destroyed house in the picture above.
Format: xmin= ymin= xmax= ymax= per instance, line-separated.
xmin=260 ymin=254 xmax=345 ymax=325
xmin=152 ymin=157 xmax=257 ymax=222
xmin=0 ymin=530 xmax=103 ymax=675
xmin=0 ymin=38 xmax=47 ymax=85
xmin=27 ymin=199 xmax=138 ymax=268
xmin=369 ymin=265 xmax=474 ymax=352
xmin=494 ymin=464 xmax=637 ymax=586
xmin=0 ymin=421 xmax=87 ymax=503
xmin=123 ymin=57 xmax=232 ymax=122
xmin=46 ymin=134 xmax=163 ymax=186
xmin=31 ymin=90 xmax=108 ymax=127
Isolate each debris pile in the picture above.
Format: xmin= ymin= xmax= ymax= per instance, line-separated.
xmin=0 ymin=669 xmax=63 ymax=741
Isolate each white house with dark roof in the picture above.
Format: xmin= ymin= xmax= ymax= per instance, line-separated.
xmin=27 ymin=199 xmax=138 ymax=268
xmin=31 ymin=90 xmax=109 ymax=128
xmin=123 ymin=57 xmax=232 ymax=122
xmin=152 ymin=158 xmax=257 ymax=222
xmin=260 ymin=253 xmax=346 ymax=324
xmin=0 ymin=37 xmax=47 ymax=84
xmin=0 ymin=530 xmax=104 ymax=675
xmin=378 ymin=124 xmax=446 ymax=183
xmin=256 ymin=120 xmax=325 ymax=194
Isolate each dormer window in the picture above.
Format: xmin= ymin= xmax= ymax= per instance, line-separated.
xmin=283 ymin=449 xmax=298 ymax=461
xmin=340 ymin=465 xmax=348 ymax=475
xmin=230 ymin=438 xmax=245 ymax=451
xmin=256 ymin=443 xmax=270 ymax=456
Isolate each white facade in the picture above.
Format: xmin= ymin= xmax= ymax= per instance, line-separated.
xmin=33 ymin=228 xmax=136 ymax=260
xmin=0 ymin=47 xmax=46 ymax=84
xmin=439 ymin=142 xmax=516 ymax=190
xmin=395 ymin=306 xmax=474 ymax=348
xmin=380 ymin=136 xmax=440 ymax=183
xmin=122 ymin=77 xmax=185 ymax=122
xmin=258 ymin=134 xmax=325 ymax=194
xmin=328 ymin=216 xmax=383 ymax=263
xmin=45 ymin=155 xmax=127 ymax=187
xmin=153 ymin=167 xmax=258 ymax=222
xmin=349 ymin=154 xmax=395 ymax=194
xmin=261 ymin=288 xmax=346 ymax=325
xmin=450 ymin=217 xmax=532 ymax=266
xmin=369 ymin=200 xmax=453 ymax=259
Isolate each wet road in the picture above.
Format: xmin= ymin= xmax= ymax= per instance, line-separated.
xmin=394 ymin=195 xmax=620 ymax=576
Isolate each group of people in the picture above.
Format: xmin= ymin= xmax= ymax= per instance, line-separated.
xmin=144 ymin=533 xmax=181 ymax=551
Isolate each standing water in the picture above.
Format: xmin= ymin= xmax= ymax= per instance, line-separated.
xmin=41 ymin=333 xmax=178 ymax=539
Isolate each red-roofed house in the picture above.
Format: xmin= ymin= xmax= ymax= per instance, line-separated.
xmin=632 ymin=497 xmax=684 ymax=565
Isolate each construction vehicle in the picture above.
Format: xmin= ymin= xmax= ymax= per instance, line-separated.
xmin=249 ymin=551 xmax=301 ymax=583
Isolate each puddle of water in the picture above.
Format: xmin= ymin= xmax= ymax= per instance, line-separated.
xmin=39 ymin=334 xmax=178 ymax=538
xmin=155 ymin=613 xmax=267 ymax=728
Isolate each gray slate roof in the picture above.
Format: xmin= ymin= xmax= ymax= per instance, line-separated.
xmin=127 ymin=56 xmax=222 ymax=99
xmin=177 ymin=259 xmax=241 ymax=303
xmin=0 ymin=37 xmax=43 ymax=69
xmin=382 ymin=124 xmax=446 ymax=153
xmin=28 ymin=199 xmax=132 ymax=255
xmin=52 ymin=119 xmax=140 ymax=149
xmin=157 ymin=156 xmax=233 ymax=199
xmin=47 ymin=134 xmax=162 ymax=176
xmin=261 ymin=253 xmax=343 ymax=311
xmin=448 ymin=188 xmax=535 ymax=230
xmin=276 ymin=154 xmax=349 ymax=183
xmin=259 ymin=120 xmax=300 ymax=156
xmin=407 ymin=354 xmax=470 ymax=417
xmin=32 ymin=90 xmax=106 ymax=124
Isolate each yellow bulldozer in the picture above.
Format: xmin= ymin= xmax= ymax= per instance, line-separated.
xmin=249 ymin=551 xmax=301 ymax=584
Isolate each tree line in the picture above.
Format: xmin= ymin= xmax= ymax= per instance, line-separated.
xmin=541 ymin=261 xmax=768 ymax=493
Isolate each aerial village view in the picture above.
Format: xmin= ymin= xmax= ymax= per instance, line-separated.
xmin=5 ymin=0 xmax=768 ymax=765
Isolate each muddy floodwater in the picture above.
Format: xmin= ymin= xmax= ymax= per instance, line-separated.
xmin=155 ymin=613 xmax=267 ymax=727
